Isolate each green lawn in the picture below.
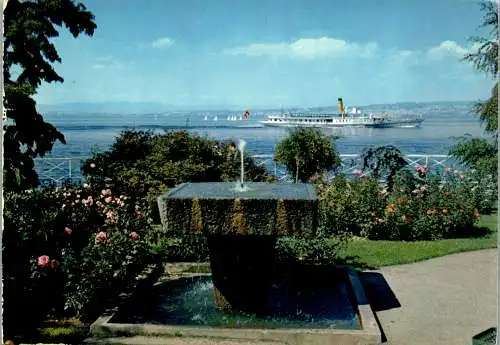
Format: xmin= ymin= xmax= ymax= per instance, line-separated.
xmin=342 ymin=212 xmax=498 ymax=269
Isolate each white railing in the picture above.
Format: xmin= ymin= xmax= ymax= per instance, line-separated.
xmin=34 ymin=157 xmax=89 ymax=185
xmin=33 ymin=154 xmax=463 ymax=185
xmin=253 ymin=154 xmax=460 ymax=182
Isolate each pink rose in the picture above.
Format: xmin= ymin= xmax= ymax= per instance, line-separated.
xmin=64 ymin=227 xmax=72 ymax=235
xmin=101 ymin=189 xmax=112 ymax=197
xmin=95 ymin=231 xmax=107 ymax=244
xmin=131 ymin=232 xmax=138 ymax=241
xmin=416 ymin=165 xmax=427 ymax=174
xmin=352 ymin=169 xmax=363 ymax=175
xmin=38 ymin=255 xmax=50 ymax=267
xmin=83 ymin=196 xmax=94 ymax=206
xmin=104 ymin=196 xmax=113 ymax=203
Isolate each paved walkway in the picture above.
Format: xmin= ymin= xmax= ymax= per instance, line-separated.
xmin=371 ymin=249 xmax=497 ymax=345
xmin=84 ymin=249 xmax=498 ymax=345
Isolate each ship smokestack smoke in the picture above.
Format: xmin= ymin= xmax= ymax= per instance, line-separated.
xmin=338 ymin=97 xmax=344 ymax=114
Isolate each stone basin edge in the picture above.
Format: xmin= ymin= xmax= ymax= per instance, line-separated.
xmin=89 ymin=266 xmax=383 ymax=345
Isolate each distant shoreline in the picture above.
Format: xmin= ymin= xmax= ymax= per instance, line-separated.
xmin=37 ymin=100 xmax=478 ymax=115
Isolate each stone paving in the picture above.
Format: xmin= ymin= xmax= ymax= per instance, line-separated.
xmin=369 ymin=249 xmax=497 ymax=345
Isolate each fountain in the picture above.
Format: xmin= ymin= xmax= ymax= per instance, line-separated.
xmin=90 ymin=138 xmax=382 ymax=344
xmin=234 ymin=139 xmax=248 ymax=192
xmin=156 ymin=138 xmax=318 ymax=313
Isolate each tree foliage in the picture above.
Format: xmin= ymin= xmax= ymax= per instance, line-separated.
xmin=462 ymin=0 xmax=499 ymax=79
xmin=274 ymin=128 xmax=341 ymax=183
xmin=3 ymin=0 xmax=97 ymax=192
xmin=463 ymin=0 xmax=498 ymax=137
xmin=474 ymin=82 xmax=498 ymax=136
xmin=449 ymin=137 xmax=497 ymax=178
xmin=360 ymin=145 xmax=408 ymax=191
xmin=449 ymin=0 xmax=498 ymax=183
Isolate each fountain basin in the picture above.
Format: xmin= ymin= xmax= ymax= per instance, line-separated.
xmin=157 ymin=182 xmax=318 ymax=236
xmin=90 ymin=266 xmax=381 ymax=345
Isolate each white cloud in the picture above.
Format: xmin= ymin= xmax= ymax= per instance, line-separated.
xmin=92 ymin=56 xmax=132 ymax=70
xmin=425 ymin=40 xmax=471 ymax=61
xmin=387 ymin=49 xmax=422 ymax=64
xmin=223 ymin=37 xmax=379 ymax=59
xmin=222 ymin=37 xmax=483 ymax=66
xmin=151 ymin=37 xmax=175 ymax=49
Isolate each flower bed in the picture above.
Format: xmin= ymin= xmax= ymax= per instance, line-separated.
xmin=3 ymin=183 xmax=158 ymax=340
xmin=317 ymin=166 xmax=494 ymax=241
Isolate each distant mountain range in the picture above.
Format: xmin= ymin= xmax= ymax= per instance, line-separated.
xmin=37 ymin=100 xmax=476 ymax=115
xmin=37 ymin=101 xmax=245 ymax=114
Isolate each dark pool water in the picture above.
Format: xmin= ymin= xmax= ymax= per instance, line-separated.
xmin=110 ymin=270 xmax=361 ymax=330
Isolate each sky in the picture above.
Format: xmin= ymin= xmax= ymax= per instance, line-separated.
xmin=33 ymin=0 xmax=497 ymax=109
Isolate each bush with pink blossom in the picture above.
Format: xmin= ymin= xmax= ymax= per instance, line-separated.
xmin=317 ymin=166 xmax=484 ymax=241
xmin=3 ymin=184 xmax=158 ymax=333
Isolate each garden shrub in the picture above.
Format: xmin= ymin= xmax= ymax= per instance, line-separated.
xmin=319 ymin=166 xmax=483 ymax=241
xmin=275 ymin=235 xmax=349 ymax=266
xmin=274 ymin=127 xmax=341 ymax=183
xmin=317 ymin=174 xmax=386 ymax=237
xmin=384 ymin=172 xmax=478 ymax=240
xmin=448 ymin=137 xmax=497 ymax=213
xmin=3 ymin=184 xmax=157 ymax=337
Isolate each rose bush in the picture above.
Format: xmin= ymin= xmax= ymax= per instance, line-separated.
xmin=318 ymin=165 xmax=485 ymax=241
xmin=318 ymin=174 xmax=386 ymax=237
xmin=3 ymin=183 xmax=157 ymax=336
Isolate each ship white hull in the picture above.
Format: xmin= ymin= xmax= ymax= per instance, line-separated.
xmin=260 ymin=118 xmax=423 ymax=129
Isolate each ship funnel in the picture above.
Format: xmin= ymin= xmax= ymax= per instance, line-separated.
xmin=338 ymin=97 xmax=345 ymax=114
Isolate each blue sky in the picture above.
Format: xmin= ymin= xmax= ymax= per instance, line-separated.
xmin=34 ymin=0 xmax=495 ymax=109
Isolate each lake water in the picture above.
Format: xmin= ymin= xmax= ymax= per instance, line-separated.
xmin=43 ymin=102 xmax=486 ymax=158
